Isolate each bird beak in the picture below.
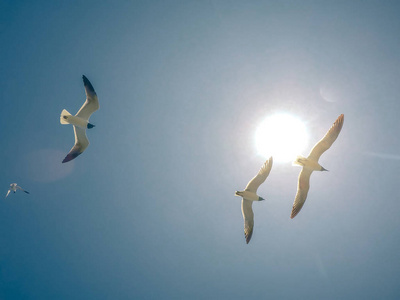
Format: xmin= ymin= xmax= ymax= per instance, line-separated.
xmin=321 ymin=167 xmax=329 ymax=171
xmin=259 ymin=197 xmax=265 ymax=201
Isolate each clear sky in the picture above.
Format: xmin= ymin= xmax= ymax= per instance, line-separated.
xmin=1 ymin=0 xmax=400 ymax=299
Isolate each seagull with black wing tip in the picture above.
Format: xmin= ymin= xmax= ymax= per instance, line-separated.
xmin=291 ymin=114 xmax=344 ymax=219
xmin=235 ymin=157 xmax=273 ymax=244
xmin=6 ymin=183 xmax=30 ymax=199
xmin=60 ymin=75 xmax=99 ymax=163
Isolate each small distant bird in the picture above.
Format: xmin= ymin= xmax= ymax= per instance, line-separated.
xmin=291 ymin=114 xmax=344 ymax=219
xmin=60 ymin=75 xmax=99 ymax=163
xmin=6 ymin=183 xmax=30 ymax=198
xmin=235 ymin=157 xmax=273 ymax=244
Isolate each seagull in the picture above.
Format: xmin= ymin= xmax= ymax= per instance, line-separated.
xmin=60 ymin=75 xmax=99 ymax=163
xmin=6 ymin=183 xmax=30 ymax=198
xmin=290 ymin=114 xmax=344 ymax=219
xmin=235 ymin=157 xmax=273 ymax=244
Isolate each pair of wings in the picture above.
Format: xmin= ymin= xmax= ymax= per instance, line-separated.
xmin=290 ymin=114 xmax=344 ymax=219
xmin=62 ymin=76 xmax=100 ymax=163
xmin=5 ymin=185 xmax=28 ymax=198
xmin=242 ymin=157 xmax=273 ymax=244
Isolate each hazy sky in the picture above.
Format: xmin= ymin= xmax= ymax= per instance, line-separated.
xmin=1 ymin=1 xmax=400 ymax=299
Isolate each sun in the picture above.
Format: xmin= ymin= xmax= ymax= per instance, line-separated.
xmin=255 ymin=113 xmax=309 ymax=163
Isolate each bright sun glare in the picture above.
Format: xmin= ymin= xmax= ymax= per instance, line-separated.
xmin=255 ymin=113 xmax=309 ymax=163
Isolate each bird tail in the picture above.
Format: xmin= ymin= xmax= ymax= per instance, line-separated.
xmin=60 ymin=109 xmax=72 ymax=124
xmin=293 ymin=155 xmax=307 ymax=167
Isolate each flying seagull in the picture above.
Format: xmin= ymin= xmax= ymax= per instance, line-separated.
xmin=6 ymin=183 xmax=30 ymax=198
xmin=290 ymin=114 xmax=344 ymax=219
xmin=60 ymin=75 xmax=99 ymax=163
xmin=235 ymin=157 xmax=273 ymax=244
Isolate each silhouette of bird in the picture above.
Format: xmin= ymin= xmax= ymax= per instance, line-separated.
xmin=6 ymin=183 xmax=30 ymax=198
xmin=60 ymin=75 xmax=99 ymax=163
xmin=291 ymin=114 xmax=344 ymax=219
xmin=235 ymin=157 xmax=273 ymax=243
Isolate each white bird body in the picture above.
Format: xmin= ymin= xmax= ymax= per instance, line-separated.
xmin=235 ymin=190 xmax=262 ymax=201
xmin=6 ymin=183 xmax=30 ymax=198
xmin=60 ymin=75 xmax=99 ymax=163
xmin=290 ymin=114 xmax=344 ymax=219
xmin=60 ymin=110 xmax=90 ymax=129
xmin=235 ymin=157 xmax=273 ymax=244
xmin=293 ymin=156 xmax=325 ymax=171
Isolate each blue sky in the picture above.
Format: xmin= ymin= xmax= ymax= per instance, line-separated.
xmin=1 ymin=0 xmax=400 ymax=299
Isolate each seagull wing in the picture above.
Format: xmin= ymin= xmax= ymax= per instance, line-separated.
xmin=245 ymin=157 xmax=273 ymax=193
xmin=16 ymin=186 xmax=29 ymax=194
xmin=62 ymin=126 xmax=89 ymax=163
xmin=5 ymin=190 xmax=10 ymax=198
xmin=241 ymin=199 xmax=254 ymax=244
xmin=308 ymin=114 xmax=344 ymax=161
xmin=75 ymin=75 xmax=99 ymax=121
xmin=290 ymin=168 xmax=313 ymax=219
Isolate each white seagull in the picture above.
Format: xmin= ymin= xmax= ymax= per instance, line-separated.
xmin=6 ymin=183 xmax=30 ymax=198
xmin=291 ymin=114 xmax=344 ymax=219
xmin=235 ymin=157 xmax=273 ymax=244
xmin=60 ymin=75 xmax=99 ymax=163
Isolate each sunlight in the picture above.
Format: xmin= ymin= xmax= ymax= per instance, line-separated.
xmin=255 ymin=113 xmax=309 ymax=163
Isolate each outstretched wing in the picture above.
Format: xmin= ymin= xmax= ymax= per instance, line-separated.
xmin=62 ymin=126 xmax=89 ymax=163
xmin=290 ymin=168 xmax=313 ymax=219
xmin=308 ymin=114 xmax=344 ymax=161
xmin=16 ymin=186 xmax=29 ymax=194
xmin=75 ymin=75 xmax=99 ymax=121
xmin=241 ymin=199 xmax=254 ymax=244
xmin=245 ymin=157 xmax=273 ymax=193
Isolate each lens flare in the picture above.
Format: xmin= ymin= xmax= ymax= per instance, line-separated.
xmin=255 ymin=114 xmax=309 ymax=163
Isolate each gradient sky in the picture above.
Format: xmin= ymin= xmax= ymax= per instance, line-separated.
xmin=1 ymin=1 xmax=400 ymax=299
